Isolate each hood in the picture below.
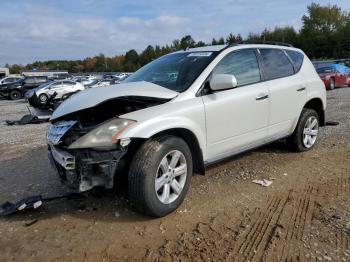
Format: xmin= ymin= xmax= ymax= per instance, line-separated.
xmin=51 ymin=81 xmax=178 ymax=120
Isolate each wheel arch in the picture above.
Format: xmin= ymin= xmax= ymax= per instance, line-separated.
xmin=150 ymin=128 xmax=205 ymax=175
xmin=303 ymin=98 xmax=325 ymax=126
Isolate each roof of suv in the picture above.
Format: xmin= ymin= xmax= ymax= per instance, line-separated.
xmin=186 ymin=44 xmax=300 ymax=53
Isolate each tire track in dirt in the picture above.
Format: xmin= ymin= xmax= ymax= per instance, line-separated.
xmin=232 ymin=193 xmax=289 ymax=261
xmin=278 ymin=185 xmax=315 ymax=261
xmin=335 ymin=175 xmax=350 ymax=253
xmin=154 ymin=177 xmax=350 ymax=261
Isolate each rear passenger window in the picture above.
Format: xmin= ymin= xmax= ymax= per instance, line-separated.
xmin=213 ymin=49 xmax=261 ymax=86
xmin=259 ymin=49 xmax=294 ymax=80
xmin=286 ymin=50 xmax=304 ymax=72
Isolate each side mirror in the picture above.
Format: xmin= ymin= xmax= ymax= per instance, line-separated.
xmin=209 ymin=74 xmax=238 ymax=91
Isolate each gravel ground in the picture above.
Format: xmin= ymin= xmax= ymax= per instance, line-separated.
xmin=0 ymin=99 xmax=49 ymax=161
xmin=0 ymin=88 xmax=349 ymax=261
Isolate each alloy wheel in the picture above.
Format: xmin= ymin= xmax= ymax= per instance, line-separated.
xmin=303 ymin=116 xmax=319 ymax=148
xmin=155 ymin=150 xmax=187 ymax=204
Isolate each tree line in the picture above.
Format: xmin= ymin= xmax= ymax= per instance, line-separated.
xmin=6 ymin=3 xmax=350 ymax=74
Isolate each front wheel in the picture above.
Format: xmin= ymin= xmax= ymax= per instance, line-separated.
xmin=38 ymin=93 xmax=49 ymax=104
xmin=288 ymin=109 xmax=319 ymax=152
xmin=128 ymin=136 xmax=193 ymax=217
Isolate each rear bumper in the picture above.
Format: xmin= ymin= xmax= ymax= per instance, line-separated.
xmin=48 ymin=144 xmax=127 ymax=192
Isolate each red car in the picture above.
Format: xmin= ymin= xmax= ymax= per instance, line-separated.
xmin=316 ymin=64 xmax=350 ymax=90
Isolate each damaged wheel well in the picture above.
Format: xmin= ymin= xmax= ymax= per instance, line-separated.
xmin=150 ymin=128 xmax=205 ymax=175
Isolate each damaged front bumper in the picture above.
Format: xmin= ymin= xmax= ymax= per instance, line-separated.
xmin=48 ymin=144 xmax=127 ymax=192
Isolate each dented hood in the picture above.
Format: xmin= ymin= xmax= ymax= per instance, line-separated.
xmin=51 ymin=81 xmax=178 ymax=120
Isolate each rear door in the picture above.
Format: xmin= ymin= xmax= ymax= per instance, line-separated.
xmin=202 ymin=49 xmax=269 ymax=161
xmin=258 ymin=48 xmax=307 ymax=139
xmin=48 ymin=81 xmax=64 ymax=97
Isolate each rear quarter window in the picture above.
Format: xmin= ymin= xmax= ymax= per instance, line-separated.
xmin=286 ymin=50 xmax=304 ymax=72
xmin=259 ymin=49 xmax=294 ymax=80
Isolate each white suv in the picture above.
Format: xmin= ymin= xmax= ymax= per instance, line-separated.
xmin=47 ymin=43 xmax=326 ymax=217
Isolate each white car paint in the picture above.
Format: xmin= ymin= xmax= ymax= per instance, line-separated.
xmin=35 ymin=81 xmax=84 ymax=100
xmin=51 ymin=44 xmax=326 ymax=164
xmin=51 ymin=81 xmax=179 ymax=120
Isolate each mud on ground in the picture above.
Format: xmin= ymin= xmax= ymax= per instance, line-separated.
xmin=0 ymin=88 xmax=349 ymax=261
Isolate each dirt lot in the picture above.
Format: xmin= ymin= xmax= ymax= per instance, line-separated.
xmin=0 ymin=88 xmax=349 ymax=261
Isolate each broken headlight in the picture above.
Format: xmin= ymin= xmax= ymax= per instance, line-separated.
xmin=68 ymin=118 xmax=135 ymax=149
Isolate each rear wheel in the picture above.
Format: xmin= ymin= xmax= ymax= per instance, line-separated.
xmin=329 ymin=78 xmax=335 ymax=90
xmin=288 ymin=109 xmax=319 ymax=152
xmin=128 ymin=136 xmax=193 ymax=217
xmin=9 ymin=90 xmax=21 ymax=100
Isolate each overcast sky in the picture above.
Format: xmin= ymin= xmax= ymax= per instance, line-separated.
xmin=1 ymin=0 xmax=349 ymax=65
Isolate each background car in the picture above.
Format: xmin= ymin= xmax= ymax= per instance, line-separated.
xmin=25 ymin=80 xmax=84 ymax=104
xmin=0 ymin=76 xmax=23 ymax=85
xmin=316 ymin=64 xmax=350 ymax=90
xmin=0 ymin=76 xmax=50 ymax=100
xmin=85 ymin=79 xmax=118 ymax=88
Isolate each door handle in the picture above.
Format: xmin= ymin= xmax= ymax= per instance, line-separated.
xmin=297 ymin=87 xmax=306 ymax=92
xmin=255 ymin=94 xmax=269 ymax=101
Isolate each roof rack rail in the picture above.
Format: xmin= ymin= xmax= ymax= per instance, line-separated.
xmin=236 ymin=41 xmax=294 ymax=47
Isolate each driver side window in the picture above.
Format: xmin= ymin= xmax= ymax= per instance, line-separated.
xmin=213 ymin=49 xmax=261 ymax=87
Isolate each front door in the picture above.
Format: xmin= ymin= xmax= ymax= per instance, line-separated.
xmin=202 ymin=49 xmax=269 ymax=161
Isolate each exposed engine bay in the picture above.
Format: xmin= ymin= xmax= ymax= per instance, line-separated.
xmin=48 ymin=96 xmax=169 ymax=192
xmin=52 ymin=96 xmax=167 ymax=126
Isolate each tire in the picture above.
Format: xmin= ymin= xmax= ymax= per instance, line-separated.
xmin=288 ymin=108 xmax=319 ymax=152
xmin=128 ymin=136 xmax=193 ymax=217
xmin=9 ymin=90 xmax=21 ymax=100
xmin=38 ymin=94 xmax=49 ymax=104
xmin=329 ymin=78 xmax=335 ymax=90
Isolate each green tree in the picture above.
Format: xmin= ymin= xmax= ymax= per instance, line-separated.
xmin=139 ymin=45 xmax=156 ymax=66
xmin=300 ymin=3 xmax=350 ymax=58
xmin=123 ymin=49 xmax=139 ymax=71
xmin=180 ymin=35 xmax=196 ymax=50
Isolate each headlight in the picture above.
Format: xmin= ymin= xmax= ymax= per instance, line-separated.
xmin=68 ymin=118 xmax=136 ymax=149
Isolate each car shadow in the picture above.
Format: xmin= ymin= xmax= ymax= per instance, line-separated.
xmin=206 ymin=139 xmax=292 ymax=170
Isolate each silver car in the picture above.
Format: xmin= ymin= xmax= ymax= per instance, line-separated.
xmin=26 ymin=80 xmax=84 ymax=103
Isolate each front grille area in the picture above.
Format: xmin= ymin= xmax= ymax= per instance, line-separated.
xmin=47 ymin=120 xmax=77 ymax=145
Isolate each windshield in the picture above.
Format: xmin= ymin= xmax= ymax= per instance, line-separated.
xmin=124 ymin=51 xmax=218 ymax=92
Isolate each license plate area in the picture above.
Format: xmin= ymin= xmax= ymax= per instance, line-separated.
xmin=47 ymin=120 xmax=77 ymax=145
